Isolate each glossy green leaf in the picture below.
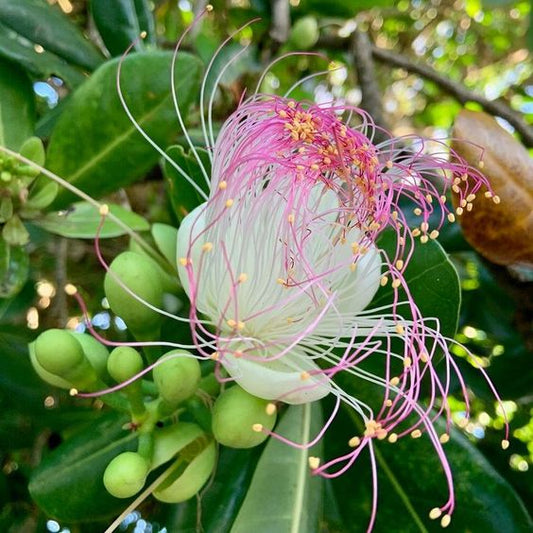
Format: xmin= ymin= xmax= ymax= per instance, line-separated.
xmin=0 ymin=22 xmax=85 ymax=87
xmin=47 ymin=51 xmax=202 ymax=209
xmin=34 ymin=201 xmax=149 ymax=239
xmin=324 ymin=381 xmax=533 ymax=532
xmin=231 ymin=403 xmax=323 ymax=533
xmin=373 ymin=232 xmax=461 ymax=339
xmin=90 ymin=0 xmax=156 ymax=57
xmin=29 ymin=411 xmax=137 ymax=523
xmin=164 ymin=145 xmax=210 ymax=221
xmin=0 ymin=0 xmax=103 ymax=71
xmin=0 ymin=57 xmax=34 ymax=150
xmin=0 ymin=240 xmax=29 ymax=298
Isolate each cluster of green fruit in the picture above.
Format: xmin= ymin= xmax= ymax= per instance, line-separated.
xmin=29 ymin=247 xmax=277 ymax=504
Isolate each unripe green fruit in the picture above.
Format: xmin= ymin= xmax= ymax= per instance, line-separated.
xmin=153 ymin=351 xmax=201 ymax=406
xmin=153 ymin=439 xmax=216 ymax=503
xmin=212 ymin=386 xmax=277 ymax=448
xmin=103 ymin=451 xmax=149 ymax=498
xmin=151 ymin=422 xmax=204 ymax=470
xmin=33 ymin=329 xmax=97 ymax=388
xmin=29 ymin=342 xmax=73 ymax=389
xmin=104 ymin=251 xmax=163 ymax=335
xmin=289 ymin=16 xmax=319 ymax=50
xmin=107 ymin=346 xmax=144 ymax=383
xmin=71 ymin=332 xmax=109 ymax=379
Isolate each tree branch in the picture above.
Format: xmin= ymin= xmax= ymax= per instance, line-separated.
xmin=319 ymin=34 xmax=533 ymax=147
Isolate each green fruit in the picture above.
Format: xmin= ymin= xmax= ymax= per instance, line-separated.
xmin=289 ymin=16 xmax=319 ymax=50
xmin=151 ymin=223 xmax=178 ymax=267
xmin=103 ymin=451 xmax=149 ymax=499
xmin=153 ymin=439 xmax=216 ymax=503
xmin=107 ymin=346 xmax=144 ymax=383
xmin=104 ymin=251 xmax=163 ymax=335
xmin=153 ymin=351 xmax=201 ymax=406
xmin=212 ymin=386 xmax=277 ymax=448
xmin=33 ymin=329 xmax=97 ymax=389
xmin=29 ymin=342 xmax=73 ymax=389
xmin=151 ymin=422 xmax=204 ymax=470
xmin=70 ymin=332 xmax=109 ymax=379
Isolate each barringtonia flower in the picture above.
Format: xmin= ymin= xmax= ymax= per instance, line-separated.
xmin=172 ymin=91 xmax=508 ymax=528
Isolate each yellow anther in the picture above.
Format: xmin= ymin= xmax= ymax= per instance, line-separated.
xmin=278 ymin=110 xmax=287 ymax=118
xmin=310 ymin=163 xmax=319 ymax=171
xmin=266 ymin=403 xmax=277 ymax=416
xmin=351 ymin=242 xmax=360 ymax=254
xmin=300 ymin=371 xmax=311 ymax=381
xmin=349 ymin=263 xmax=357 ymax=272
xmin=178 ymin=257 xmax=188 ymax=266
xmin=348 ymin=436 xmax=361 ymax=447
xmin=238 ymin=273 xmax=248 ymax=283
xmin=380 ymin=276 xmax=389 ymax=287
xmin=411 ymin=429 xmax=422 ymax=439
xmin=69 ymin=388 xmax=78 ymax=396
xmin=420 ymin=221 xmax=429 ymax=232
xmin=461 ymin=173 xmax=468 ymax=181
xmin=420 ymin=235 xmax=429 ymax=244
xmin=225 ymin=198 xmax=234 ymax=208
xmin=64 ymin=283 xmax=77 ymax=296
xmin=218 ymin=180 xmax=227 ymax=190
xmin=296 ymin=165 xmax=304 ymax=171
xmin=252 ymin=423 xmax=263 ymax=432
xmin=403 ymin=356 xmax=412 ymax=368
xmin=452 ymin=184 xmax=460 ymax=193
xmin=99 ymin=204 xmax=109 ymax=216
xmin=439 ymin=433 xmax=450 ymax=444
xmin=323 ymin=156 xmax=331 ymax=165
xmin=388 ymin=433 xmax=398 ymax=443
xmin=392 ymin=279 xmax=401 ymax=289
xmin=413 ymin=208 xmax=422 ymax=216
xmin=288 ymin=213 xmax=295 ymax=224
xmin=237 ymin=321 xmax=245 ymax=331
xmin=391 ymin=210 xmax=398 ymax=220
xmin=385 ymin=160 xmax=393 ymax=169
xmin=420 ymin=352 xmax=429 ymax=363
xmin=466 ymin=193 xmax=476 ymax=202
xmin=440 ymin=514 xmax=451 ymax=528
xmin=426 ymin=194 xmax=433 ymax=203
xmin=390 ymin=376 xmax=400 ymax=387
xmin=456 ymin=206 xmax=464 ymax=216
xmin=206 ymin=4 xmax=213 ymax=11
xmin=395 ymin=260 xmax=404 ymax=270
xmin=453 ymin=177 xmax=462 ymax=185
xmin=226 ymin=319 xmax=237 ymax=328
xmin=430 ymin=230 xmax=439 ymax=240
xmin=210 ymin=351 xmax=220 ymax=361
xmin=447 ymin=213 xmax=456 ymax=223
xmin=484 ymin=191 xmax=493 ymax=198
xmin=395 ymin=324 xmax=405 ymax=335
xmin=493 ymin=195 xmax=501 ymax=204
xmin=277 ymin=278 xmax=287 ymax=286
xmin=501 ymin=439 xmax=510 ymax=450
xmin=460 ymin=198 xmax=467 ymax=208
xmin=364 ymin=420 xmax=388 ymax=439
xmin=478 ymin=160 xmax=485 ymax=168
xmin=412 ymin=228 xmax=421 ymax=237
xmin=308 ymin=456 xmax=321 ymax=469
xmin=385 ymin=399 xmax=393 ymax=407
xmin=466 ymin=202 xmax=473 ymax=212
xmin=140 ymin=31 xmax=148 ymax=39
xmin=399 ymin=237 xmax=406 ymax=246
xmin=202 ymin=242 xmax=213 ymax=252
xmin=440 ymin=195 xmax=447 ymax=203
xmin=429 ymin=508 xmax=442 ymax=520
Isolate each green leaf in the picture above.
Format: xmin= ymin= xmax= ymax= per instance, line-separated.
xmin=324 ymin=384 xmax=533 ymax=532
xmin=0 ymin=22 xmax=85 ymax=87
xmin=29 ymin=411 xmax=137 ymax=523
xmin=90 ymin=0 xmax=156 ymax=57
xmin=0 ymin=240 xmax=29 ymax=298
xmin=0 ymin=0 xmax=103 ymax=71
xmin=373 ymin=232 xmax=461 ymax=339
xmin=0 ymin=57 xmax=34 ymax=150
xmin=164 ymin=145 xmax=210 ymax=221
xmin=46 ymin=51 xmax=202 ymax=209
xmin=230 ymin=403 xmax=323 ymax=533
xmin=34 ymin=201 xmax=150 ymax=239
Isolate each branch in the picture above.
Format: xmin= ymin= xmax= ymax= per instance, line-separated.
xmin=269 ymin=0 xmax=290 ymax=46
xmin=319 ymin=34 xmax=533 ymax=147
xmin=350 ymin=30 xmax=390 ymax=144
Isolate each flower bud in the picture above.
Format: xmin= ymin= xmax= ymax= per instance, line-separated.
xmin=104 ymin=251 xmax=163 ymax=335
xmin=107 ymin=346 xmax=144 ymax=383
xmin=153 ymin=350 xmax=201 ymax=406
xmin=71 ymin=331 xmax=109 ymax=379
xmin=32 ymin=329 xmax=98 ymax=389
xmin=289 ymin=16 xmax=319 ymax=50
xmin=212 ymin=386 xmax=277 ymax=448
xmin=103 ymin=451 xmax=149 ymax=498
xmin=153 ymin=438 xmax=216 ymax=503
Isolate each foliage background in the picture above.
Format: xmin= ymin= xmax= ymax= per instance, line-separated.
xmin=0 ymin=0 xmax=532 ymax=532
